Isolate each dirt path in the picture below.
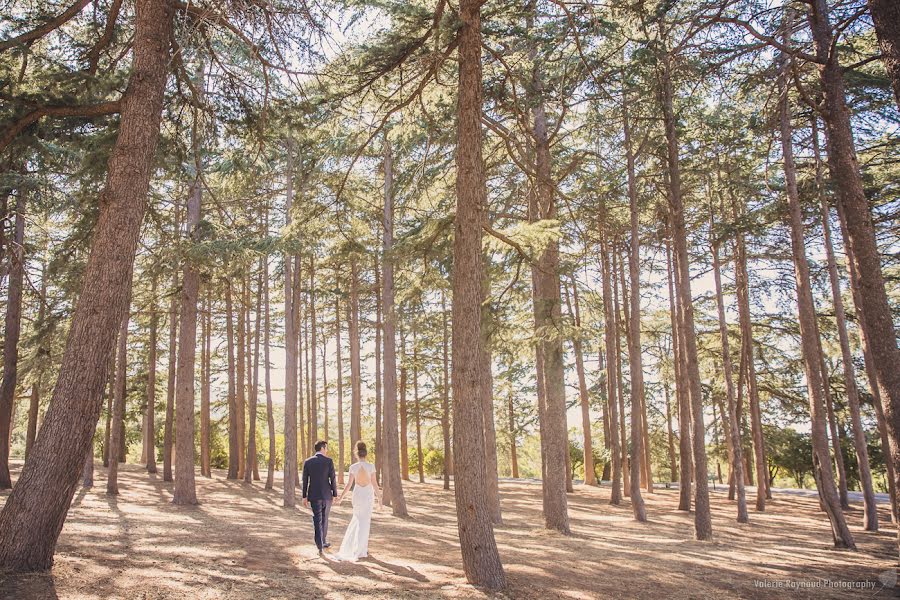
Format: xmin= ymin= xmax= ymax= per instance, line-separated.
xmin=1 ymin=461 xmax=896 ymax=599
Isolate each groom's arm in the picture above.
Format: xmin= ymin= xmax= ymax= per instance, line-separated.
xmin=329 ymin=459 xmax=337 ymax=497
xmin=301 ymin=460 xmax=309 ymax=499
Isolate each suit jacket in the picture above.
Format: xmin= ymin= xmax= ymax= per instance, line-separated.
xmin=302 ymin=453 xmax=337 ymax=502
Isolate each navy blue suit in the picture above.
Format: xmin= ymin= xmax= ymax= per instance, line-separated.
xmin=302 ymin=453 xmax=337 ymax=550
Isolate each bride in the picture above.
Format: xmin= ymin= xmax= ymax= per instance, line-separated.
xmin=334 ymin=441 xmax=380 ymax=561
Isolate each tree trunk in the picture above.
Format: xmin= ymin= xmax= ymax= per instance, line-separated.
xmin=507 ymin=392 xmax=519 ymax=479
xmin=382 ymin=140 xmax=408 ymax=517
xmin=308 ymin=255 xmax=317 ymax=448
xmin=173 ymin=180 xmax=200 ymax=505
xmin=334 ymin=286 xmax=345 ymax=485
xmin=374 ymin=256 xmax=383 ymax=483
xmin=867 ymin=0 xmax=900 ymax=108
xmin=225 ymin=282 xmax=238 ymax=479
xmin=664 ymin=384 xmax=677 ymax=483
xmin=0 ymin=0 xmax=173 ymax=569
xmin=777 ymin=36 xmax=855 ymax=548
xmin=25 ymin=252 xmax=46 ymax=461
xmin=709 ymin=207 xmax=748 ymax=523
xmin=103 ymin=342 xmax=115 ymax=468
xmin=661 ymin=55 xmax=712 ymax=540
xmin=236 ymin=280 xmax=247 ymax=479
xmin=283 ymin=140 xmax=298 ymax=507
xmin=413 ymin=328 xmax=424 ymax=484
xmin=200 ymin=289 xmax=211 ymax=477
xmin=600 ymin=231 xmax=622 ymax=505
xmin=348 ymin=257 xmax=362 ymax=457
xmin=147 ymin=277 xmax=159 ymax=475
xmin=451 ymin=2 xmax=507 ymax=587
xmin=667 ymin=237 xmax=692 ymax=510
xmin=612 ymin=249 xmax=630 ymax=498
xmin=82 ymin=442 xmax=94 ymax=488
xmin=812 ymin=115 xmax=878 ymax=530
xmin=820 ymin=347 xmax=849 ymax=509
xmin=732 ymin=197 xmax=768 ymax=508
xmin=163 ymin=200 xmax=180 ymax=482
xmin=244 ymin=264 xmax=262 ymax=484
xmin=441 ymin=290 xmax=452 ymax=490
xmin=568 ymin=283 xmax=596 ymax=486
xmin=528 ymin=44 xmax=570 ymax=534
xmin=264 ymin=251 xmax=275 ymax=490
xmin=809 ymin=0 xmax=900 ymax=552
xmin=0 ymin=188 xmax=25 ymax=488
xmin=107 ymin=312 xmax=130 ymax=495
xmin=480 ymin=339 xmax=503 ymax=521
xmin=400 ymin=332 xmax=410 ymax=481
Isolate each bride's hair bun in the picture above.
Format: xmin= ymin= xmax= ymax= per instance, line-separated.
xmin=356 ymin=441 xmax=368 ymax=457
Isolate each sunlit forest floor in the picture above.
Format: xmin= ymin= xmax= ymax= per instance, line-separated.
xmin=1 ymin=460 xmax=896 ymax=599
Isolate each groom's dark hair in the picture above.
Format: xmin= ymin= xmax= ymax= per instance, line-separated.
xmin=315 ymin=440 xmax=327 ymax=452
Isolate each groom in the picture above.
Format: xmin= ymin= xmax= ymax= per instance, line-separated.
xmin=302 ymin=440 xmax=338 ymax=554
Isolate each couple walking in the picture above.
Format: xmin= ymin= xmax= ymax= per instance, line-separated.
xmin=301 ymin=440 xmax=380 ymax=561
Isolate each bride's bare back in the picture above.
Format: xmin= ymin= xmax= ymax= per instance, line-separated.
xmin=355 ymin=463 xmax=371 ymax=487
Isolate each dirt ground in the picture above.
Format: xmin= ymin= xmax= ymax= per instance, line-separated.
xmin=1 ymin=460 xmax=896 ymax=599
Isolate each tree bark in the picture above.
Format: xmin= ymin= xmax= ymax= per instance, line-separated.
xmin=236 ymin=280 xmax=247 ymax=478
xmin=600 ymin=231 xmax=622 ymax=505
xmin=568 ymin=282 xmax=596 ymax=486
xmin=777 ymin=35 xmax=855 ymax=548
xmin=283 ymin=139 xmax=298 ymax=507
xmin=0 ymin=0 xmax=173 ymax=569
xmin=666 ymin=237 xmax=692 ymax=511
xmin=334 ymin=285 xmax=344 ymax=485
xmin=264 ymin=251 xmax=275 ymax=490
xmin=661 ymin=54 xmax=712 ymax=539
xmin=867 ymin=0 xmax=900 ymax=108
xmin=374 ymin=256 xmax=383 ymax=483
xmin=348 ymin=256 xmax=362 ymax=456
xmin=0 ymin=188 xmax=25 ymax=488
xmin=413 ymin=327 xmax=424 ymax=484
xmin=528 ymin=38 xmax=570 ymax=533
xmin=25 ymin=257 xmax=47 ymax=462
xmin=173 ymin=180 xmax=200 ymax=504
xmin=612 ymin=249 xmax=630 ymax=498
xmin=146 ymin=277 xmax=159 ymax=475
xmin=106 ymin=311 xmax=130 ymax=495
xmin=308 ymin=255 xmax=318 ymax=447
xmin=709 ymin=207 xmax=748 ymax=523
xmin=451 ymin=2 xmax=507 ymax=587
xmin=199 ymin=289 xmax=210 ymax=477
xmin=812 ymin=115 xmax=878 ymax=530
xmin=225 ymin=282 xmax=238 ymax=479
xmin=400 ymin=331 xmax=410 ymax=481
xmin=507 ymin=392 xmax=519 ymax=479
xmin=244 ymin=263 xmax=262 ymax=484
xmin=808 ymin=0 xmax=900 ymax=552
xmin=382 ymin=139 xmax=408 ymax=517
xmin=441 ymin=290 xmax=452 ymax=490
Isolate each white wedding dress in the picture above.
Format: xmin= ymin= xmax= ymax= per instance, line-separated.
xmin=335 ymin=461 xmax=377 ymax=562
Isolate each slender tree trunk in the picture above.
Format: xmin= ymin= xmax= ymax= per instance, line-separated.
xmin=777 ymin=37 xmax=855 ymax=548
xmin=400 ymin=332 xmax=410 ymax=481
xmin=82 ymin=442 xmax=94 ymax=488
xmin=664 ymin=384 xmax=677 ymax=482
xmin=107 ymin=312 xmax=130 ymax=495
xmin=374 ymin=257 xmax=383 ymax=483
xmin=335 ymin=286 xmax=344 ymax=485
xmin=667 ymin=237 xmax=692 ymax=510
xmin=451 ymin=2 xmax=507 ymax=587
xmin=200 ymin=289 xmax=211 ymax=477
xmin=244 ymin=264 xmax=262 ymax=484
xmin=309 ymin=255 xmax=317 ymax=447
xmin=612 ymin=249 xmax=630 ymax=498
xmin=507 ymin=392 xmax=519 ymax=479
xmin=146 ymin=278 xmax=159 ymax=475
xmin=441 ymin=290 xmax=452 ymax=490
xmin=163 ymin=200 xmax=181 ymax=482
xmin=25 ymin=255 xmax=47 ymax=461
xmin=236 ymin=280 xmax=247 ymax=478
xmin=264 ymin=251 xmax=275 ymax=490
xmin=0 ymin=0 xmax=174 ymax=569
xmin=225 ymin=282 xmax=238 ymax=479
xmin=812 ymin=116 xmax=878 ymax=530
xmin=103 ymin=342 xmax=115 ymax=468
xmin=413 ymin=328 xmax=424 ymax=484
xmin=568 ymin=283 xmax=596 ymax=486
xmin=480 ymin=339 xmax=503 ymax=521
xmin=710 ymin=207 xmax=748 ymax=523
xmin=348 ymin=257 xmax=362 ymax=456
xmin=528 ymin=40 xmax=569 ymax=532
xmin=173 ymin=180 xmax=200 ymax=505
xmin=283 ymin=140 xmax=298 ymax=507
xmin=600 ymin=232 xmax=622 ymax=505
xmin=808 ymin=0 xmax=900 ymax=552
xmin=382 ymin=140 xmax=408 ymax=517
xmin=866 ymin=0 xmax=900 ymax=108
xmin=0 ymin=189 xmax=25 ymax=488
xmin=820 ymin=348 xmax=850 ymax=509
xmin=732 ymin=197 xmax=768 ymax=508
xmin=661 ymin=55 xmax=712 ymax=540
